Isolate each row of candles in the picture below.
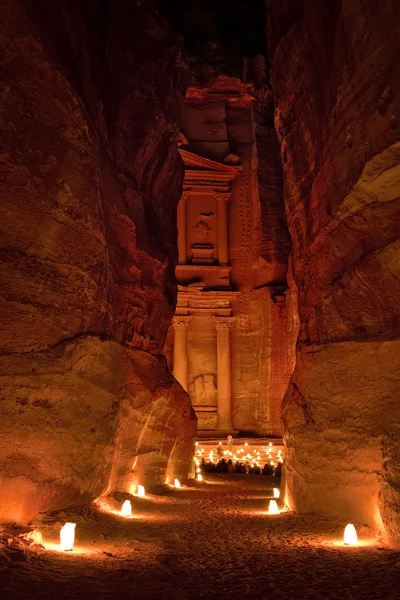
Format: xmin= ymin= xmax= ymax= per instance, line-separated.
xmin=59 ymin=481 xmax=179 ymax=551
xmin=57 ymin=482 xmax=359 ymax=551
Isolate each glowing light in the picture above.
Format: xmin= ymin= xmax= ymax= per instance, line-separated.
xmin=121 ymin=500 xmax=132 ymax=516
xmin=197 ymin=474 xmax=203 ymax=482
xmin=251 ymin=463 xmax=254 ymax=468
xmin=137 ymin=485 xmax=145 ymax=497
xmin=60 ymin=523 xmax=76 ymax=551
xmin=269 ymin=443 xmax=272 ymax=447
xmin=273 ymin=488 xmax=280 ymax=498
xmin=196 ymin=441 xmax=198 ymax=445
xmin=343 ymin=524 xmax=358 ymax=545
xmin=26 ymin=530 xmax=43 ymax=545
xmin=219 ymin=442 xmax=222 ymax=445
xmin=174 ymin=479 xmax=181 ymax=488
xmin=245 ymin=443 xmax=248 ymax=446
xmin=268 ymin=500 xmax=279 ymax=515
xmin=196 ymin=467 xmax=201 ymax=473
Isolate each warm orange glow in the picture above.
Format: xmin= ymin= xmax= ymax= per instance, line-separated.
xmin=60 ymin=523 xmax=76 ymax=551
xmin=344 ymin=524 xmax=358 ymax=545
xmin=196 ymin=441 xmax=199 ymax=445
xmin=30 ymin=530 xmax=43 ymax=545
xmin=174 ymin=479 xmax=181 ymax=488
xmin=197 ymin=474 xmax=203 ymax=482
xmin=273 ymin=488 xmax=280 ymax=498
xmin=268 ymin=500 xmax=279 ymax=514
xmin=196 ymin=467 xmax=201 ymax=473
xmin=137 ymin=484 xmax=145 ymax=497
xmin=121 ymin=500 xmax=132 ymax=516
xmin=245 ymin=442 xmax=248 ymax=446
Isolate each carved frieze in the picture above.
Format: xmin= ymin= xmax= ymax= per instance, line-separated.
xmin=172 ymin=315 xmax=192 ymax=328
xmin=209 ymin=316 xmax=234 ymax=329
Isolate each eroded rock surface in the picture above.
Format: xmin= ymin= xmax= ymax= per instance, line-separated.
xmin=268 ymin=0 xmax=400 ymax=542
xmin=0 ymin=0 xmax=196 ymax=523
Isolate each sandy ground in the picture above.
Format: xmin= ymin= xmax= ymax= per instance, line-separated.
xmin=0 ymin=474 xmax=399 ymax=600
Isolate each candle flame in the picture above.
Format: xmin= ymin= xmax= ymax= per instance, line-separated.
xmin=121 ymin=500 xmax=132 ymax=516
xmin=268 ymin=500 xmax=279 ymax=514
xmin=60 ymin=523 xmax=76 ymax=551
xmin=343 ymin=524 xmax=358 ymax=545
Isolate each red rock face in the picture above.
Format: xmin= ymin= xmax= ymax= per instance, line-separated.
xmin=268 ymin=0 xmax=400 ymax=542
xmin=0 ymin=0 xmax=195 ymax=523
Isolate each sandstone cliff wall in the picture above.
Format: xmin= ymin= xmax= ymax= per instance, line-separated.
xmin=0 ymin=0 xmax=196 ymax=523
xmin=267 ymin=0 xmax=400 ymax=542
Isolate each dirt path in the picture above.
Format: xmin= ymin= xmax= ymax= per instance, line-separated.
xmin=0 ymin=474 xmax=399 ymax=600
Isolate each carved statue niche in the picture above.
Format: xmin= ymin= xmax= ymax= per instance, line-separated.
xmin=191 ymin=211 xmax=215 ymax=264
xmin=193 ymin=373 xmax=217 ymax=407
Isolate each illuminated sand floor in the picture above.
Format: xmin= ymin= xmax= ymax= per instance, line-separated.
xmin=0 ymin=475 xmax=399 ymax=600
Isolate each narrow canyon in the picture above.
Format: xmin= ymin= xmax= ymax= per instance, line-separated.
xmin=1 ymin=0 xmax=400 ymax=597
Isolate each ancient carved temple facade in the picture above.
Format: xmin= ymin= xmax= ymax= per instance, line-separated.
xmin=164 ymin=78 xmax=295 ymax=436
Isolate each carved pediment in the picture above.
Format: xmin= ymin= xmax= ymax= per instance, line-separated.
xmin=179 ymin=149 xmax=241 ymax=189
xmin=179 ymin=149 xmax=241 ymax=174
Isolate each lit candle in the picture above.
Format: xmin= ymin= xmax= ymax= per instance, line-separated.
xmin=273 ymin=488 xmax=280 ymax=498
xmin=174 ymin=479 xmax=181 ymax=488
xmin=121 ymin=500 xmax=132 ymax=516
xmin=268 ymin=500 xmax=279 ymax=514
xmin=197 ymin=474 xmax=203 ymax=482
xmin=343 ymin=524 xmax=358 ymax=545
xmin=137 ymin=484 xmax=145 ymax=497
xmin=60 ymin=523 xmax=76 ymax=551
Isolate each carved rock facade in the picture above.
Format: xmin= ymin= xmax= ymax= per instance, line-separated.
xmin=165 ymin=77 xmax=294 ymax=436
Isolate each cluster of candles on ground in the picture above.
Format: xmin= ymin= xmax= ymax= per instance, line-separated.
xmin=194 ymin=441 xmax=284 ymax=476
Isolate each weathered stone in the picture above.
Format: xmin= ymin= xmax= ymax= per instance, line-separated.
xmin=0 ymin=0 xmax=195 ymax=523
xmin=268 ymin=0 xmax=400 ymax=543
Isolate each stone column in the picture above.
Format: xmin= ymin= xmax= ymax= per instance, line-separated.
xmin=211 ymin=316 xmax=234 ymax=430
xmin=177 ymin=193 xmax=189 ymax=265
xmin=215 ymin=193 xmax=230 ymax=266
xmin=172 ymin=315 xmax=191 ymax=391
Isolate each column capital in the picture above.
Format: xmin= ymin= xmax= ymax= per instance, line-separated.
xmin=181 ymin=191 xmax=191 ymax=201
xmin=172 ymin=315 xmax=192 ymax=328
xmin=214 ymin=192 xmax=231 ymax=203
xmin=209 ymin=316 xmax=234 ymax=329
